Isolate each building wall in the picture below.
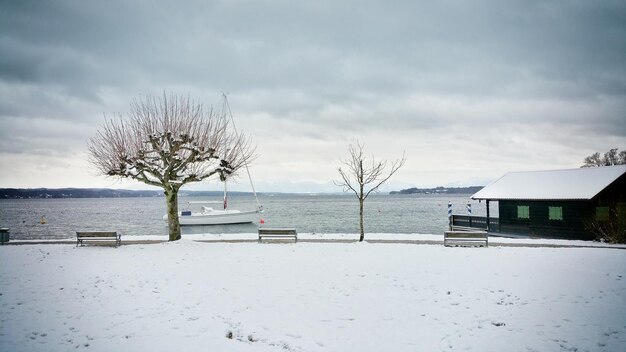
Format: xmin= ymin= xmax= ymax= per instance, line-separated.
xmin=498 ymin=200 xmax=594 ymax=240
xmin=595 ymin=173 xmax=626 ymax=206
xmin=595 ymin=173 xmax=626 ymax=231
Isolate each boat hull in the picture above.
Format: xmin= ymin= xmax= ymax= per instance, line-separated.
xmin=163 ymin=210 xmax=259 ymax=226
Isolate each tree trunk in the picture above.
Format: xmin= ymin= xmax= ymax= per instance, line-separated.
xmin=165 ymin=188 xmax=181 ymax=241
xmin=359 ymin=166 xmax=365 ymax=242
xmin=359 ymin=197 xmax=364 ymax=241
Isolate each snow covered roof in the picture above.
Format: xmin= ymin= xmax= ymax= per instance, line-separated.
xmin=472 ymin=165 xmax=626 ymax=200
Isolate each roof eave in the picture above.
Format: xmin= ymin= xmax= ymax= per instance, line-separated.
xmin=471 ymin=197 xmax=592 ymax=201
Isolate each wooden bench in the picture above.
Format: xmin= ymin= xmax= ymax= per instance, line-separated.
xmin=76 ymin=231 xmax=121 ymax=247
xmin=444 ymin=231 xmax=488 ymax=247
xmin=258 ymin=228 xmax=297 ymax=243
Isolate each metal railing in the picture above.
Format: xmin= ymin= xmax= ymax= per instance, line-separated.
xmin=450 ymin=215 xmax=500 ymax=232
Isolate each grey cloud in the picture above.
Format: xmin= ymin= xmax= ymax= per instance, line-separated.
xmin=2 ymin=1 xmax=624 ymax=100
xmin=0 ymin=114 xmax=94 ymax=156
xmin=0 ymin=0 xmax=625 ymax=188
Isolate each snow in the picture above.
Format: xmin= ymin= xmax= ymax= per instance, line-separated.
xmin=1 ymin=239 xmax=625 ymax=351
xmin=14 ymin=233 xmax=626 ymax=249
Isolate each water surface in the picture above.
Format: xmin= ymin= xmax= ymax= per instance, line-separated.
xmin=0 ymin=194 xmax=496 ymax=240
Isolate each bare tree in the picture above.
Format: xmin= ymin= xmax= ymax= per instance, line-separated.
xmin=335 ymin=141 xmax=406 ymax=242
xmin=582 ymin=148 xmax=626 ymax=167
xmin=582 ymin=152 xmax=603 ymax=167
xmin=604 ymin=148 xmax=619 ymax=165
xmin=88 ymin=93 xmax=254 ymax=241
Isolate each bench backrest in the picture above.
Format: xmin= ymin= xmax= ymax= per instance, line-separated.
xmin=258 ymin=228 xmax=297 ymax=235
xmin=76 ymin=231 xmax=118 ymax=238
xmin=445 ymin=231 xmax=487 ymax=239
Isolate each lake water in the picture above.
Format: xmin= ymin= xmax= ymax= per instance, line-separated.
xmin=0 ymin=194 xmax=497 ymax=240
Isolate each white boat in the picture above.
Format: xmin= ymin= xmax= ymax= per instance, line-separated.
xmin=163 ymin=94 xmax=263 ymax=226
xmin=164 ymin=201 xmax=259 ymax=225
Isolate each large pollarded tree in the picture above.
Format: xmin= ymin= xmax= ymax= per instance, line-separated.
xmin=88 ymin=93 xmax=254 ymax=241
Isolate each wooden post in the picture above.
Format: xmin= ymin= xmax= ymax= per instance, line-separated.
xmin=486 ymin=200 xmax=491 ymax=232
xmin=448 ymin=202 xmax=452 ymax=230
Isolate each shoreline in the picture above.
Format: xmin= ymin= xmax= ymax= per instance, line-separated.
xmin=3 ymin=235 xmax=626 ymax=250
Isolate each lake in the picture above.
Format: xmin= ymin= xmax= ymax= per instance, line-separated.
xmin=0 ymin=194 xmax=497 ymax=240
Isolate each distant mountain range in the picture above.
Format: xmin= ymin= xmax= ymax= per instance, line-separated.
xmin=389 ymin=186 xmax=483 ymax=195
xmin=0 ymin=188 xmax=247 ymax=199
xmin=1 ymin=186 xmax=484 ymax=199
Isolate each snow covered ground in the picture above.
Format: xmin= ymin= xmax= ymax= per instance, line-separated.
xmin=1 ymin=239 xmax=625 ymax=351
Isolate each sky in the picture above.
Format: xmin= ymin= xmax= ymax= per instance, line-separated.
xmin=0 ymin=0 xmax=625 ymax=193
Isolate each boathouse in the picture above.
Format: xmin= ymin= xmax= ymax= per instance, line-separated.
xmin=470 ymin=165 xmax=626 ymax=240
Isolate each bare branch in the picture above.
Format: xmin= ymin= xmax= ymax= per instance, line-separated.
xmin=88 ymin=92 xmax=256 ymax=190
xmin=364 ymin=151 xmax=406 ymax=199
xmin=334 ymin=167 xmax=359 ymax=197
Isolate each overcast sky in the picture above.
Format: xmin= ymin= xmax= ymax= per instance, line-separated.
xmin=1 ymin=0 xmax=625 ymax=193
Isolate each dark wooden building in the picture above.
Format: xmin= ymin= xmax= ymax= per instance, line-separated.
xmin=471 ymin=165 xmax=626 ymax=240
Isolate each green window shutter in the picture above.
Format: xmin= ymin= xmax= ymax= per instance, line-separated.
xmin=517 ymin=205 xmax=529 ymax=219
xmin=595 ymin=207 xmax=609 ymax=221
xmin=549 ymin=206 xmax=563 ymax=221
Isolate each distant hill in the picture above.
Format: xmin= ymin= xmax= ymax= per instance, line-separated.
xmin=0 ymin=188 xmax=162 ymax=199
xmin=0 ymin=188 xmax=252 ymax=199
xmin=389 ymin=186 xmax=483 ymax=195
xmin=1 ymin=187 xmax=484 ymax=199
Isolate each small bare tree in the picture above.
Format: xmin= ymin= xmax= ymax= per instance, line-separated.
xmin=88 ymin=93 xmax=254 ymax=241
xmin=335 ymin=141 xmax=406 ymax=241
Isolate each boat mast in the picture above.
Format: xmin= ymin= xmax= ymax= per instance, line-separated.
xmin=222 ymin=93 xmax=262 ymax=212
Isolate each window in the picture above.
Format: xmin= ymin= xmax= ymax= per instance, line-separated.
xmin=549 ymin=206 xmax=563 ymax=221
xmin=596 ymin=207 xmax=609 ymax=221
xmin=517 ymin=205 xmax=530 ymax=219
